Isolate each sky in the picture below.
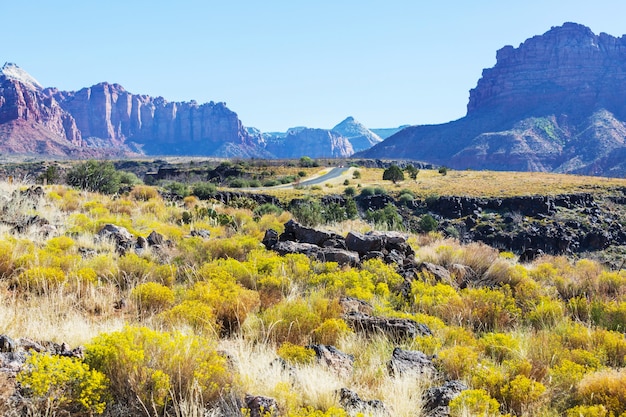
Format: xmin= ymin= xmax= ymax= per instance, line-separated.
xmin=4 ymin=1 xmax=626 ymax=132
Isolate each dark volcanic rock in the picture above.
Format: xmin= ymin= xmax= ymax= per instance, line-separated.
xmin=244 ymin=395 xmax=279 ymax=417
xmin=345 ymin=312 xmax=432 ymax=342
xmin=387 ymin=347 xmax=437 ymax=377
xmin=315 ymin=248 xmax=360 ymax=267
xmin=338 ymin=388 xmax=386 ymax=416
xmin=308 ymin=344 xmax=354 ymax=376
xmin=422 ymin=380 xmax=468 ymax=417
xmin=280 ymin=219 xmax=344 ymax=247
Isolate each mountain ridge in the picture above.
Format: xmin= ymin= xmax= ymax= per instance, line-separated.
xmin=357 ymin=22 xmax=626 ymax=177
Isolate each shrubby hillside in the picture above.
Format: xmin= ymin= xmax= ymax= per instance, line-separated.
xmin=0 ymin=163 xmax=625 ymax=417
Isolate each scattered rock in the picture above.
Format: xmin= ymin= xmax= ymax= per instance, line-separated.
xmin=0 ymin=335 xmax=16 ymax=353
xmin=387 ymin=347 xmax=437 ymax=377
xmin=190 ymin=229 xmax=211 ymax=239
xmin=280 ymin=219 xmax=344 ymax=247
xmin=96 ymin=224 xmax=135 ymax=255
xmin=344 ymin=312 xmax=432 ymax=342
xmin=147 ymin=230 xmax=164 ymax=246
xmin=308 ymin=344 xmax=354 ymax=376
xmin=339 ymin=388 xmax=386 ymax=416
xmin=272 ymin=241 xmax=320 ymax=256
xmin=244 ymin=394 xmax=279 ymax=417
xmin=422 ymin=380 xmax=468 ymax=417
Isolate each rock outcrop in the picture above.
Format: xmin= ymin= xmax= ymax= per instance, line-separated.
xmin=357 ymin=23 xmax=626 ymax=177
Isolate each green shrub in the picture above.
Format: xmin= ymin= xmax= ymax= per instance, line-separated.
xmin=365 ymin=203 xmax=403 ymax=230
xmin=419 ymin=214 xmax=438 ymax=232
xmin=359 ymin=186 xmax=385 ymax=197
xmin=165 ymin=181 xmax=190 ymax=198
xmin=290 ymin=198 xmax=324 ymax=227
xmin=382 ymin=164 xmax=405 ymax=183
xmin=66 ymin=160 xmax=122 ymax=194
xmin=344 ymin=186 xmax=356 ymax=196
xmin=254 ymin=203 xmax=283 ymax=217
xmin=18 ymin=351 xmax=110 ymax=415
xmin=189 ymin=182 xmax=215 ymax=200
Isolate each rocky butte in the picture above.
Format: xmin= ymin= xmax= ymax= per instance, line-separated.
xmin=357 ymin=23 xmax=626 ymax=177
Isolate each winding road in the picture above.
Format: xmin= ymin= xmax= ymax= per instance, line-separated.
xmin=297 ymin=167 xmax=349 ymax=186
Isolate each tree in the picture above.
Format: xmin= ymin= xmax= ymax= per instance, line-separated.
xmin=66 ymin=160 xmax=121 ymax=194
xmin=404 ymin=164 xmax=419 ymax=180
xmin=383 ymin=164 xmax=405 ymax=183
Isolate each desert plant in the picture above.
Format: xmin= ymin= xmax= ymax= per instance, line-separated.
xmin=382 ymin=164 xmax=404 ymax=183
xmin=131 ymin=282 xmax=175 ymax=315
xmin=66 ymin=160 xmax=122 ymax=194
xmin=277 ymin=342 xmax=316 ymax=365
xmin=18 ymin=352 xmax=110 ymax=415
xmin=85 ymin=326 xmax=230 ymax=415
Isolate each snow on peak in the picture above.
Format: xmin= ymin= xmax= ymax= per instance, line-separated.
xmin=1 ymin=62 xmax=43 ymax=91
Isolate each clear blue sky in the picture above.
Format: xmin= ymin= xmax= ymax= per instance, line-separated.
xmin=4 ymin=1 xmax=626 ymax=132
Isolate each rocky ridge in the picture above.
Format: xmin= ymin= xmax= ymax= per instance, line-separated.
xmin=358 ymin=23 xmax=626 ymax=177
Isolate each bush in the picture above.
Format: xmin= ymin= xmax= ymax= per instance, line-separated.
xmin=449 ymin=389 xmax=500 ymax=417
xmin=164 ymin=181 xmax=189 ymax=198
xmin=290 ymin=198 xmax=324 ymax=227
xmin=254 ymin=203 xmax=284 ymax=217
xmin=131 ymin=282 xmax=175 ymax=315
xmin=159 ymin=300 xmax=217 ymax=335
xmin=344 ymin=186 xmax=356 ymax=196
xmin=66 ymin=160 xmax=122 ymax=194
xmin=365 ymin=203 xmax=403 ymax=230
xmin=382 ymin=164 xmax=404 ymax=183
xmin=436 ymin=345 xmax=479 ymax=380
xmin=130 ymin=185 xmax=159 ymax=201
xmin=85 ymin=326 xmax=230 ymax=414
xmin=359 ymin=186 xmax=385 ymax=197
xmin=229 ymin=178 xmax=248 ymax=188
xmin=277 ymin=342 xmax=316 ymax=365
xmin=577 ymin=368 xmax=626 ymax=415
xmin=419 ymin=214 xmax=438 ymax=232
xmin=311 ymin=318 xmax=352 ymax=345
xmin=191 ymin=182 xmax=217 ymax=199
xmin=352 ymin=170 xmax=361 ymax=179
xmin=500 ymin=375 xmax=546 ymax=416
xmin=17 ymin=351 xmax=109 ymax=415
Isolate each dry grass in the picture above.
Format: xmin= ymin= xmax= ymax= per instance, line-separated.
xmin=260 ymin=167 xmax=626 ymax=199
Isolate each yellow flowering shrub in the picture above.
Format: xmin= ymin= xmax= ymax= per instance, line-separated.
xmin=16 ymin=266 xmax=66 ymax=293
xmin=17 ymin=351 xmax=109 ymax=415
xmin=85 ymin=326 xmax=230 ymax=413
xmin=287 ymin=406 xmax=352 ymax=417
xmin=449 ymin=389 xmax=500 ymax=417
xmin=277 ymin=342 xmax=316 ymax=365
xmin=311 ymin=318 xmax=353 ymax=346
xmin=577 ymin=369 xmax=626 ymax=416
xmin=159 ymin=300 xmax=217 ymax=335
xmin=500 ymin=374 xmax=546 ymax=416
xmin=131 ymin=282 xmax=175 ymax=315
xmin=436 ymin=345 xmax=479 ymax=380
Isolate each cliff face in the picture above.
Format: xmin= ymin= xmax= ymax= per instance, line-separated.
xmin=0 ymin=63 xmax=83 ymax=154
xmin=0 ymin=63 xmax=262 ymax=157
xmin=358 ymin=23 xmax=626 ymax=177
xmin=467 ymin=23 xmax=626 ymax=120
xmin=51 ymin=83 xmax=257 ymax=156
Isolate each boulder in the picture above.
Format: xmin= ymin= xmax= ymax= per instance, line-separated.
xmin=338 ymin=388 xmax=386 ymax=415
xmin=422 ymin=380 xmax=468 ymax=417
xmin=308 ymin=344 xmax=354 ymax=376
xmin=280 ymin=219 xmax=344 ymax=247
xmin=147 ymin=230 xmax=165 ymax=246
xmin=345 ymin=231 xmax=386 ymax=255
xmin=315 ymin=248 xmax=360 ymax=266
xmin=272 ymin=241 xmax=320 ymax=256
xmin=339 ymin=297 xmax=374 ymax=315
xmin=96 ymin=224 xmax=135 ymax=255
xmin=262 ymin=229 xmax=279 ymax=249
xmin=0 ymin=335 xmax=16 ymax=353
xmin=387 ymin=347 xmax=437 ymax=377
xmin=244 ymin=394 xmax=279 ymax=417
xmin=344 ymin=312 xmax=432 ymax=342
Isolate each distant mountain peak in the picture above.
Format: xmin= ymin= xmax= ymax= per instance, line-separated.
xmin=332 ymin=116 xmax=382 ymax=152
xmin=0 ymin=62 xmax=43 ymax=91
